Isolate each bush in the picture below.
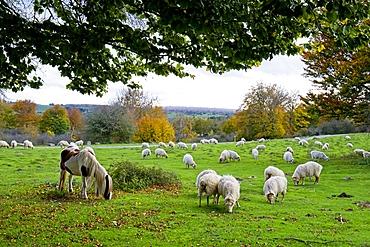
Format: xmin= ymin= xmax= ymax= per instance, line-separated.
xmin=318 ymin=119 xmax=356 ymax=135
xmin=109 ymin=161 xmax=182 ymax=192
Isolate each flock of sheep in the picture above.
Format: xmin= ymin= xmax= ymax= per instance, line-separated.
xmin=0 ymin=139 xmax=34 ymax=149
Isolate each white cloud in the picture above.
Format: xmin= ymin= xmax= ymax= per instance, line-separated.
xmin=6 ymin=55 xmax=313 ymax=109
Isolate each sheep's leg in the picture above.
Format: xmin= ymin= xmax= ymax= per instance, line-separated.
xmin=216 ymin=194 xmax=220 ymax=205
xmin=212 ymin=195 xmax=217 ymax=204
xmin=301 ymin=177 xmax=305 ymax=186
xmin=236 ymin=200 xmax=241 ymax=208
xmin=314 ymin=176 xmax=320 ymax=185
xmin=206 ymin=196 xmax=210 ymax=206
xmin=199 ymin=194 xmax=202 ymax=207
xmin=281 ymin=192 xmax=285 ymax=202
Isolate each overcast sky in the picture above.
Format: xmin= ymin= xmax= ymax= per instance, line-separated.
xmin=6 ymin=55 xmax=313 ymax=110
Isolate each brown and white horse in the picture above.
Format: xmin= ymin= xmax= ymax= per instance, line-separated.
xmin=58 ymin=145 xmax=113 ymax=200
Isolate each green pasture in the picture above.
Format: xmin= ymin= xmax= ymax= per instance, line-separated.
xmin=1 ymin=134 xmax=370 ymax=246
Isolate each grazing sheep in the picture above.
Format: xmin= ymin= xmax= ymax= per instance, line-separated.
xmin=142 ymin=142 xmax=150 ymax=148
xmin=75 ymin=140 xmax=84 ymax=147
xmin=209 ymin=138 xmax=218 ymax=144
xmin=201 ymin=139 xmax=210 ymax=144
xmin=219 ymin=150 xmax=230 ymax=163
xmin=236 ymin=140 xmax=245 ymax=147
xmin=158 ymin=142 xmax=167 ymax=148
xmin=228 ymin=150 xmax=241 ymax=161
xmin=322 ymin=143 xmax=329 ymax=150
xmin=251 ymin=148 xmax=259 ymax=159
xmin=314 ymin=141 xmax=323 ymax=147
xmin=155 ymin=148 xmax=168 ymax=158
xmin=191 ymin=143 xmax=197 ymax=150
xmin=292 ymin=161 xmax=323 ymax=186
xmin=311 ymin=150 xmax=329 ymax=161
xmin=263 ymin=176 xmax=288 ymax=204
xmin=183 ymin=154 xmax=197 ymax=169
xmin=258 ymin=138 xmax=265 ymax=142
xmin=198 ymin=173 xmax=222 ymax=207
xmin=283 ymin=151 xmax=294 ymax=163
xmin=57 ymin=140 xmax=69 ymax=148
xmin=10 ymin=140 xmax=17 ymax=148
xmin=23 ymin=140 xmax=34 ymax=149
xmin=363 ymin=151 xmax=370 ymax=158
xmin=0 ymin=140 xmax=10 ymax=148
xmin=264 ymin=166 xmax=285 ymax=181
xmin=195 ymin=169 xmax=217 ymax=189
xmin=294 ymin=137 xmax=301 ymax=141
xmin=345 ymin=135 xmax=351 ymax=140
xmin=299 ymin=139 xmax=308 ymax=146
xmin=142 ymin=148 xmax=151 ymax=158
xmin=346 ymin=143 xmax=353 ymax=148
xmin=354 ymin=149 xmax=365 ymax=155
xmin=177 ymin=142 xmax=188 ymax=149
xmin=241 ymin=138 xmax=246 ymax=142
xmin=256 ymin=144 xmax=266 ymax=151
xmin=200 ymin=139 xmax=205 ymax=145
xmin=286 ymin=146 xmax=294 ymax=153
xmin=168 ymin=141 xmax=175 ymax=149
xmin=217 ymin=175 xmax=241 ymax=213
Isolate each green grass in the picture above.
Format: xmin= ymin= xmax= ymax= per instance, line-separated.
xmin=1 ymin=134 xmax=370 ymax=246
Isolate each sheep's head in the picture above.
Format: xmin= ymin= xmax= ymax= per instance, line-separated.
xmin=292 ymin=176 xmax=300 ymax=185
xmin=224 ymin=197 xmax=236 ymax=213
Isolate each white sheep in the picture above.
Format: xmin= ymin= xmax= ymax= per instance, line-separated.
xmin=264 ymin=166 xmax=285 ymax=181
xmin=217 ymin=175 xmax=241 ymax=213
xmin=209 ymin=138 xmax=218 ymax=144
xmin=75 ymin=140 xmax=84 ymax=147
xmin=23 ymin=140 xmax=34 ymax=149
xmin=322 ymin=143 xmax=329 ymax=150
xmin=0 ymin=140 xmax=10 ymax=148
xmin=286 ymin=146 xmax=294 ymax=153
xmin=345 ymin=135 xmax=351 ymax=140
xmin=200 ymin=139 xmax=205 ymax=145
xmin=219 ymin=150 xmax=230 ymax=163
xmin=346 ymin=143 xmax=353 ymax=148
xmin=256 ymin=144 xmax=266 ymax=151
xmin=158 ymin=142 xmax=167 ymax=148
xmin=183 ymin=154 xmax=197 ymax=169
xmin=354 ymin=149 xmax=365 ymax=155
xmin=299 ymin=139 xmax=308 ymax=146
xmin=168 ymin=141 xmax=175 ymax=149
xmin=314 ymin=141 xmax=323 ymax=147
xmin=363 ymin=151 xmax=370 ymax=158
xmin=241 ymin=138 xmax=246 ymax=142
xmin=57 ymin=140 xmax=69 ymax=148
xmin=177 ymin=142 xmax=188 ymax=149
xmin=251 ymin=148 xmax=259 ymax=159
xmin=258 ymin=138 xmax=265 ymax=142
xmin=294 ymin=137 xmax=301 ymax=141
xmin=142 ymin=148 xmax=151 ymax=158
xmin=201 ymin=139 xmax=210 ymax=144
xmin=228 ymin=150 xmax=241 ymax=161
xmin=311 ymin=150 xmax=329 ymax=161
xmin=292 ymin=161 xmax=323 ymax=186
xmin=236 ymin=140 xmax=244 ymax=147
xmin=198 ymin=173 xmax=222 ymax=207
xmin=142 ymin=142 xmax=150 ymax=148
xmin=191 ymin=143 xmax=197 ymax=150
xmin=195 ymin=169 xmax=217 ymax=189
xmin=10 ymin=140 xmax=17 ymax=148
xmin=263 ymin=176 xmax=288 ymax=204
xmin=155 ymin=148 xmax=168 ymax=158
xmin=283 ymin=151 xmax=294 ymax=163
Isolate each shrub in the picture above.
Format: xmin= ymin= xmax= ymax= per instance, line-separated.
xmin=319 ymin=119 xmax=356 ymax=135
xmin=109 ymin=161 xmax=182 ymax=192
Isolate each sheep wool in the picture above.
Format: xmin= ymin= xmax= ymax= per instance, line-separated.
xmin=228 ymin=150 xmax=241 ymax=162
xmin=142 ymin=148 xmax=151 ymax=158
xmin=263 ymin=176 xmax=288 ymax=204
xmin=292 ymin=161 xmax=323 ymax=186
xmin=251 ymin=148 xmax=259 ymax=159
xmin=217 ymin=175 xmax=241 ymax=213
xmin=219 ymin=150 xmax=230 ymax=163
xmin=195 ymin=169 xmax=217 ymax=189
xmin=198 ymin=173 xmax=222 ymax=207
xmin=155 ymin=148 xmax=168 ymax=158
xmin=183 ymin=154 xmax=197 ymax=169
xmin=311 ymin=150 xmax=329 ymax=161
xmin=0 ymin=140 xmax=10 ymax=148
xmin=264 ymin=166 xmax=285 ymax=181
xmin=283 ymin=151 xmax=294 ymax=163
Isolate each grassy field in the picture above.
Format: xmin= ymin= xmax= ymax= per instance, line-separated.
xmin=1 ymin=134 xmax=370 ymax=246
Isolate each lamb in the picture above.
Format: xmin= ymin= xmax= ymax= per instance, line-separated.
xmin=158 ymin=142 xmax=167 ymax=148
xmin=286 ymin=146 xmax=294 ymax=153
xmin=198 ymin=173 xmax=222 ymax=207
xmin=346 ymin=143 xmax=353 ymax=148
xmin=263 ymin=176 xmax=288 ymax=204
xmin=299 ymin=139 xmax=308 ymax=146
xmin=195 ymin=169 xmax=217 ymax=189
xmin=292 ymin=161 xmax=323 ymax=185
xmin=142 ymin=148 xmax=151 ymax=158
xmin=0 ymin=140 xmax=9 ymax=148
xmin=314 ymin=141 xmax=323 ymax=147
xmin=256 ymin=144 xmax=266 ymax=151
xmin=209 ymin=138 xmax=218 ymax=144
xmin=322 ymin=143 xmax=329 ymax=150
xmin=311 ymin=150 xmax=329 ymax=161
xmin=23 ymin=140 xmax=34 ymax=149
xmin=217 ymin=175 xmax=241 ymax=213
xmin=264 ymin=166 xmax=285 ymax=181
xmin=363 ymin=151 xmax=370 ymax=158
xmin=155 ymin=148 xmax=168 ymax=158
xmin=183 ymin=154 xmax=197 ymax=169
xmin=142 ymin=142 xmax=150 ymax=148
xmin=177 ymin=142 xmax=188 ymax=149
xmin=354 ymin=149 xmax=365 ymax=155
xmin=200 ymin=139 xmax=205 ymax=145
xmin=236 ymin=140 xmax=244 ymax=147
xmin=345 ymin=135 xmax=351 ymax=140
xmin=75 ymin=140 xmax=84 ymax=147
xmin=10 ymin=140 xmax=17 ymax=148
xmin=191 ymin=143 xmax=197 ymax=150
xmin=219 ymin=150 xmax=230 ymax=163
xmin=168 ymin=141 xmax=175 ymax=149
xmin=283 ymin=151 xmax=294 ymax=163
xmin=228 ymin=150 xmax=241 ymax=161
xmin=57 ymin=140 xmax=69 ymax=148
xmin=251 ymin=148 xmax=259 ymax=159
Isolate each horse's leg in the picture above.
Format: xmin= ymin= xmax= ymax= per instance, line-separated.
xmin=58 ymin=170 xmax=67 ymax=191
xmin=81 ymin=176 xmax=88 ymax=199
xmin=68 ymin=174 xmax=74 ymax=193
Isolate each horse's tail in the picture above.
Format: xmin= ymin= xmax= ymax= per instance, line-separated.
xmin=58 ymin=169 xmax=67 ymax=191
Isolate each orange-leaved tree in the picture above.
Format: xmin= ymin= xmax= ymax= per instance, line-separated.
xmin=39 ymin=104 xmax=70 ymax=135
xmin=12 ymin=100 xmax=41 ymax=129
xmin=67 ymin=107 xmax=85 ymax=139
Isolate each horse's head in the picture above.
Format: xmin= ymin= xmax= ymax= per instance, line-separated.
xmin=104 ymin=174 xmax=113 ymax=200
